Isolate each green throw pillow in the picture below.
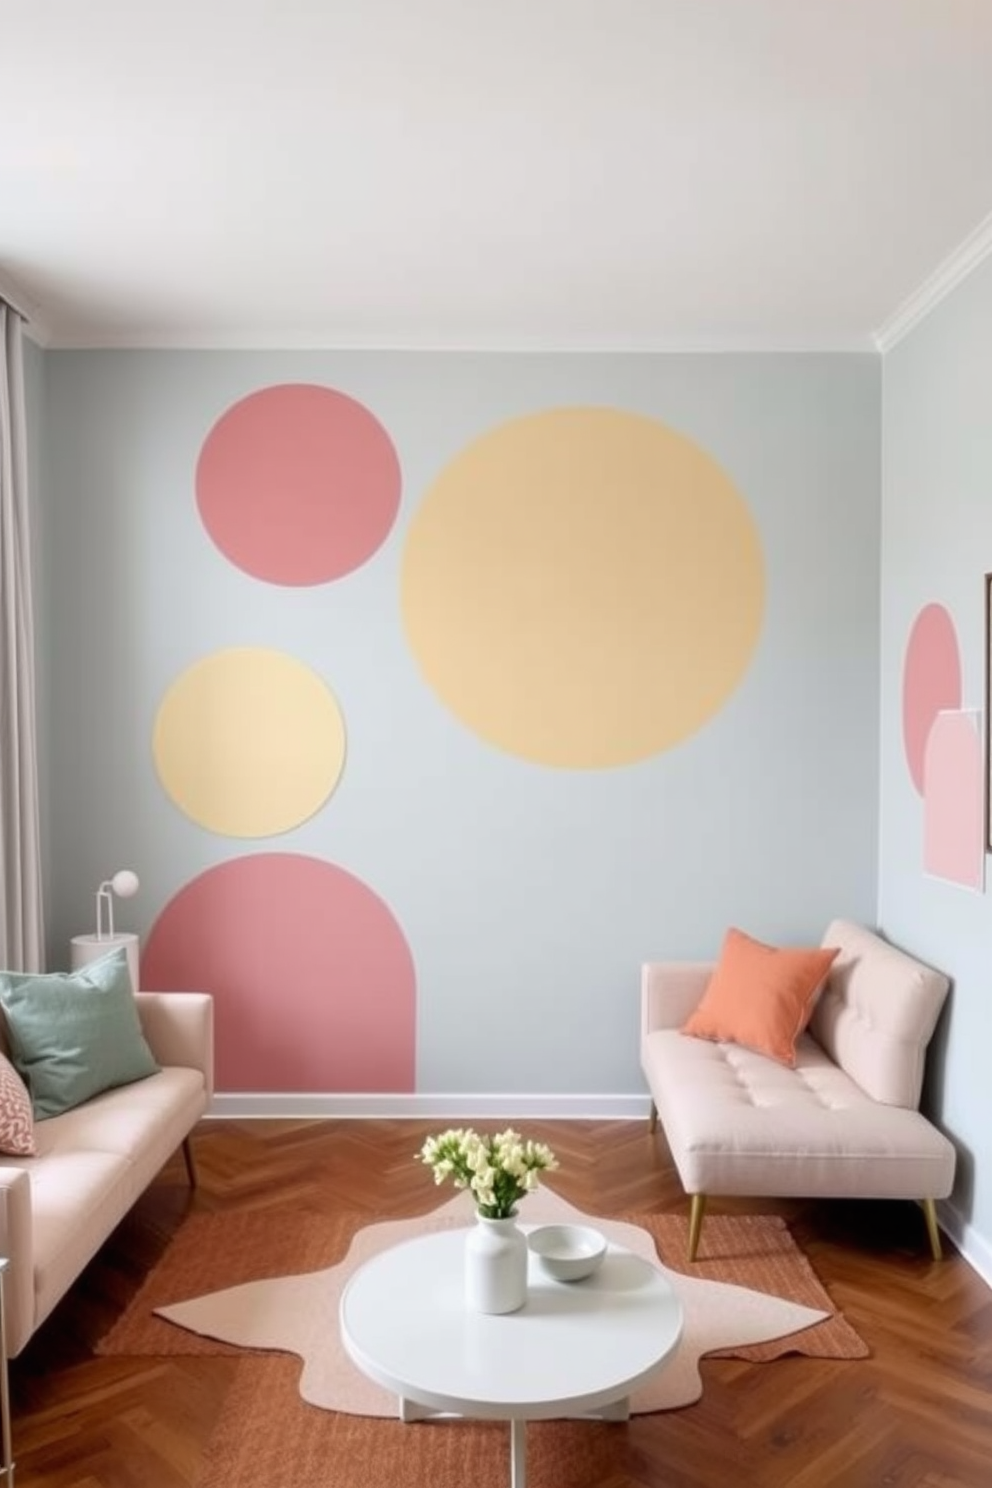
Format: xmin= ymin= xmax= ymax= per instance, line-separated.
xmin=0 ymin=946 xmax=159 ymax=1119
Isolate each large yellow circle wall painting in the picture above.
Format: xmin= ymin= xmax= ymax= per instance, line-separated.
xmin=153 ymin=648 xmax=346 ymax=837
xmin=401 ymin=408 xmax=765 ymax=768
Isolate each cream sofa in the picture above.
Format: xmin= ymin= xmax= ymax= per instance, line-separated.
xmin=0 ymin=990 xmax=213 ymax=1361
xmin=641 ymin=919 xmax=956 ymax=1261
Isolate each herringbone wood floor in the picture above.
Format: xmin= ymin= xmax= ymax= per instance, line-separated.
xmin=9 ymin=1118 xmax=992 ymax=1487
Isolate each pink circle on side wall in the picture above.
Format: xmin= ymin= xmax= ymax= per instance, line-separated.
xmin=141 ymin=854 xmax=416 ymax=1093
xmin=902 ymin=603 xmax=962 ymax=796
xmin=196 ymin=384 xmax=401 ymax=585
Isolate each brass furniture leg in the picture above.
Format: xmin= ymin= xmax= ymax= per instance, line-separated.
xmin=687 ymin=1194 xmax=707 ymax=1261
xmin=921 ymin=1198 xmax=942 ymax=1260
xmin=182 ymin=1136 xmax=199 ymax=1188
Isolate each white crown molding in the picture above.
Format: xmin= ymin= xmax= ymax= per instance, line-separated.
xmin=42 ymin=328 xmax=874 ymax=354
xmin=22 ymin=320 xmax=51 ymax=349
xmin=0 ymin=268 xmax=51 ymax=345
xmin=0 ymin=268 xmax=34 ymax=322
xmin=874 ymin=209 xmax=992 ymax=353
xmin=208 ymin=1091 xmax=651 ymax=1121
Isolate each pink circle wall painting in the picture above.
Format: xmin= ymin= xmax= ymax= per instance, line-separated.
xmin=141 ymin=855 xmax=417 ymax=1095
xmin=196 ymin=383 xmax=401 ymax=585
xmin=901 ymin=603 xmax=962 ymax=796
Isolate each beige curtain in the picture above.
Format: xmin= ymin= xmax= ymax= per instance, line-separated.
xmin=0 ymin=301 xmax=44 ymax=970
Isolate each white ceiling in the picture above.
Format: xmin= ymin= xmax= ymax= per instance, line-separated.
xmin=3 ymin=0 xmax=992 ymax=351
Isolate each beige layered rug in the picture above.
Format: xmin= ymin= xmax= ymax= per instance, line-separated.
xmin=100 ymin=1187 xmax=866 ymax=1422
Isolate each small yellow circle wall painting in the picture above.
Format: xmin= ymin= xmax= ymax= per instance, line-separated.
xmin=153 ymin=648 xmax=346 ymax=837
xmin=401 ymin=408 xmax=765 ymax=768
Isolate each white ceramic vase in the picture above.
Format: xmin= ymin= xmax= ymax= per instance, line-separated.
xmin=464 ymin=1211 xmax=528 ymax=1314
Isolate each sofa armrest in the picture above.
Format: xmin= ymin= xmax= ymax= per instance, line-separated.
xmin=641 ymin=963 xmax=714 ymax=1037
xmin=135 ymin=992 xmax=214 ymax=1102
xmin=0 ymin=1168 xmax=34 ymax=1358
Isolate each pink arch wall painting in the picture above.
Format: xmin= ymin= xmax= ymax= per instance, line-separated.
xmin=902 ymin=603 xmax=962 ymax=795
xmin=902 ymin=601 xmax=984 ymax=890
xmin=141 ymin=855 xmax=417 ymax=1094
xmin=196 ymin=383 xmax=402 ymax=586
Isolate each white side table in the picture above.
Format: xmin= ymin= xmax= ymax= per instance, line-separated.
xmin=340 ymin=1228 xmax=683 ymax=1488
xmin=70 ymin=933 xmax=140 ymax=994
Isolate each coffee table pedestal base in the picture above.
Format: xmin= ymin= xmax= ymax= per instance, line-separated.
xmin=398 ymin=1395 xmax=631 ymax=1488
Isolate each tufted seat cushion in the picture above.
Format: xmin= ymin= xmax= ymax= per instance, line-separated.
xmin=643 ymin=1026 xmax=956 ymax=1199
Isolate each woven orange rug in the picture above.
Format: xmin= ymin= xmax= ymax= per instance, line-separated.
xmin=100 ymin=1188 xmax=865 ymax=1382
xmin=99 ymin=1191 xmax=866 ymax=1488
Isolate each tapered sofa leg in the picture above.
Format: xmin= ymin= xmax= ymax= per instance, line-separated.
xmin=688 ymin=1194 xmax=707 ymax=1261
xmin=921 ymin=1198 xmax=942 ymax=1260
xmin=0 ymin=1259 xmax=14 ymax=1485
xmin=182 ymin=1136 xmax=199 ymax=1188
xmin=648 ymin=1101 xmax=658 ymax=1135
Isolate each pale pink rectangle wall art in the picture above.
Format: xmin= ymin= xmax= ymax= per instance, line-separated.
xmin=923 ymin=709 xmax=985 ymax=892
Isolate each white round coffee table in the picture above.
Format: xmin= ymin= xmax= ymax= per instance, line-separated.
xmin=340 ymin=1227 xmax=683 ymax=1488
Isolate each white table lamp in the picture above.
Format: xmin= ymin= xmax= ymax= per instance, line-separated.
xmin=71 ymin=868 xmax=141 ymax=993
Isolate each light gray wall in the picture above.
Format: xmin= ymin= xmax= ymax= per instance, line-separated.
xmin=38 ymin=349 xmax=880 ymax=1099
xmin=880 ymin=257 xmax=992 ymax=1275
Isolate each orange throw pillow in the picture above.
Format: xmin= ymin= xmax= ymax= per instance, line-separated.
xmin=682 ymin=927 xmax=840 ymax=1067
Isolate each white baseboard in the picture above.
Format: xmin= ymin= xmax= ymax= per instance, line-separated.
xmin=200 ymin=1101 xmax=992 ymax=1292
xmin=207 ymin=1092 xmax=652 ymax=1121
xmin=937 ymin=1199 xmax=992 ymax=1289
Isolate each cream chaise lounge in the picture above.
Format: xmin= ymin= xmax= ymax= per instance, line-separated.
xmin=640 ymin=919 xmax=956 ymax=1261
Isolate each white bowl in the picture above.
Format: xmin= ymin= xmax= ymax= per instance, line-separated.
xmin=528 ymin=1224 xmax=607 ymax=1282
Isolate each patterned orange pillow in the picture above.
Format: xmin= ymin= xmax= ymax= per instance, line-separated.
xmin=0 ymin=1050 xmax=36 ymax=1156
xmin=682 ymin=926 xmax=840 ymax=1067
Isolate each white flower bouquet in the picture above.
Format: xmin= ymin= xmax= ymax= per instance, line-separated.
xmin=417 ymin=1126 xmax=559 ymax=1219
